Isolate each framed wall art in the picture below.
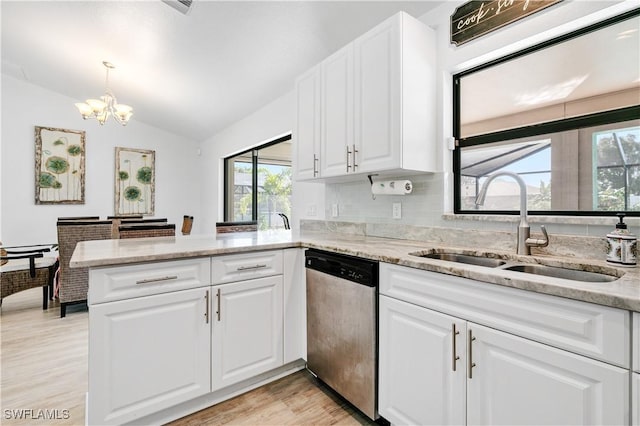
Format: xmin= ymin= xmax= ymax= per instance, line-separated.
xmin=114 ymin=147 xmax=155 ymax=216
xmin=35 ymin=126 xmax=86 ymax=204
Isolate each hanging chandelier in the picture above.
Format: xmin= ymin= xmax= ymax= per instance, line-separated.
xmin=75 ymin=61 xmax=133 ymax=126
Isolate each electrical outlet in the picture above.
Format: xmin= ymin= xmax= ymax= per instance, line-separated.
xmin=392 ymin=202 xmax=402 ymax=219
xmin=332 ymin=203 xmax=339 ymax=217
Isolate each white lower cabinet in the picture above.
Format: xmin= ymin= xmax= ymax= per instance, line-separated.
xmin=634 ymin=312 xmax=639 ymax=372
xmin=633 ymin=373 xmax=639 ymax=426
xmin=467 ymin=323 xmax=628 ymax=425
xmin=379 ymin=295 xmax=465 ymax=425
xmin=87 ymin=249 xmax=305 ymax=425
xmin=379 ymin=263 xmax=630 ymax=426
xmin=211 ymin=275 xmax=283 ymax=391
xmin=634 ymin=312 xmax=640 ymax=426
xmin=88 ymin=287 xmax=211 ymax=425
xmin=283 ymin=248 xmax=306 ymax=363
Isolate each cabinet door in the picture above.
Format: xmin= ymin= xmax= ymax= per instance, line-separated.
xmin=353 ymin=13 xmax=401 ymax=174
xmin=633 ymin=373 xmax=639 ymax=426
xmin=321 ymin=44 xmax=353 ymax=177
xmin=283 ymin=248 xmax=306 ymax=363
xmin=467 ymin=323 xmax=628 ymax=425
xmin=88 ymin=288 xmax=210 ymax=425
xmin=634 ymin=312 xmax=639 ymax=372
xmin=379 ymin=295 xmax=466 ymax=425
xmin=211 ymin=276 xmax=283 ymax=391
xmin=294 ymin=65 xmax=321 ymax=180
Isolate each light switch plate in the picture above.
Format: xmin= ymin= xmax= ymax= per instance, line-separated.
xmin=392 ymin=202 xmax=402 ymax=219
xmin=331 ymin=204 xmax=339 ymax=217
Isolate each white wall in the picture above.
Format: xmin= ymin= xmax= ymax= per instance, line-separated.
xmin=323 ymin=0 xmax=637 ymax=236
xmin=198 ymin=90 xmax=325 ymax=234
xmin=1 ymin=74 xmax=201 ymax=245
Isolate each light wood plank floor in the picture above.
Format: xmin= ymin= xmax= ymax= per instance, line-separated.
xmin=1 ymin=288 xmax=375 ymax=426
xmin=169 ymin=372 xmax=375 ymax=426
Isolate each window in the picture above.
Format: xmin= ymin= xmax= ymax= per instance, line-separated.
xmin=224 ymin=135 xmax=292 ymax=229
xmin=454 ymin=10 xmax=640 ymax=216
xmin=460 ymin=138 xmax=551 ymax=211
xmin=457 ymin=120 xmax=640 ymax=213
xmin=593 ymin=125 xmax=640 ymax=211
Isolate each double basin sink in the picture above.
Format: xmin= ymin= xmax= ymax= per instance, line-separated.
xmin=410 ymin=251 xmax=621 ymax=283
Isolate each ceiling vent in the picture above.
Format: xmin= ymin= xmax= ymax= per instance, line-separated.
xmin=162 ymin=0 xmax=193 ymax=15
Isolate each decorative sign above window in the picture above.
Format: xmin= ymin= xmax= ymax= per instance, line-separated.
xmin=451 ymin=0 xmax=562 ymax=46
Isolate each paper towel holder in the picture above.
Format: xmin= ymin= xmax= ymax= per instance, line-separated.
xmin=368 ymin=174 xmax=378 ymax=200
xmin=368 ymin=174 xmax=413 ymax=199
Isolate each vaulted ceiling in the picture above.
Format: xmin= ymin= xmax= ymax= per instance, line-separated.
xmin=1 ymin=1 xmax=442 ymax=142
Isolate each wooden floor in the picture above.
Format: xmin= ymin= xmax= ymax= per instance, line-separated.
xmin=1 ymin=288 xmax=375 ymax=426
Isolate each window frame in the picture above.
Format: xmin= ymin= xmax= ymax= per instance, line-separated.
xmin=453 ymin=8 xmax=640 ymax=217
xmin=223 ymin=133 xmax=292 ymax=222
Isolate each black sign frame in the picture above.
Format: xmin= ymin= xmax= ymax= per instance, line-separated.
xmin=451 ymin=0 xmax=562 ymax=46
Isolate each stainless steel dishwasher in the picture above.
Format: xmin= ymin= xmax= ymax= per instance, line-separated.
xmin=305 ymin=248 xmax=379 ymax=420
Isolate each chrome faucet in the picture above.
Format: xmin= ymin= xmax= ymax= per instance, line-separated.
xmin=475 ymin=171 xmax=549 ymax=255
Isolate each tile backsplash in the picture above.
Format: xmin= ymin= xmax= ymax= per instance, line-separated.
xmin=324 ymin=173 xmax=446 ymax=227
xmin=317 ymin=171 xmax=639 ymax=261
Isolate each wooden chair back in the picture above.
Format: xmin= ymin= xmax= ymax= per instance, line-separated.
xmin=118 ymin=223 xmax=176 ymax=239
xmin=215 ymin=221 xmax=258 ymax=233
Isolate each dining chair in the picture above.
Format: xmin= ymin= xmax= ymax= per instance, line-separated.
xmin=118 ymin=223 xmax=176 ymax=239
xmin=215 ymin=221 xmax=258 ymax=233
xmin=1 ymin=244 xmax=59 ymax=310
xmin=57 ymin=220 xmax=113 ymax=317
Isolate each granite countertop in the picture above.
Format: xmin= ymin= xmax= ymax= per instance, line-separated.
xmin=71 ymin=230 xmax=640 ymax=312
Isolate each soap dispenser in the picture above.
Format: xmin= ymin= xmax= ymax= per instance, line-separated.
xmin=606 ymin=213 xmax=637 ymax=267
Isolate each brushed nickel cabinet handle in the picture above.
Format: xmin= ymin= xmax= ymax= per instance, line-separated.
xmin=352 ymin=144 xmax=358 ymax=170
xmin=346 ymin=146 xmax=352 ymax=172
xmin=468 ymin=329 xmax=476 ymax=379
xmin=452 ymin=323 xmax=460 ymax=372
xmin=313 ymin=154 xmax=319 ymax=177
xmin=204 ymin=290 xmax=209 ymax=324
xmin=216 ymin=288 xmax=221 ymax=322
xmin=136 ymin=275 xmax=178 ymax=285
xmin=236 ymin=264 xmax=267 ymax=271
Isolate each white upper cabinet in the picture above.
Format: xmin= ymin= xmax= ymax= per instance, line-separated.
xmin=294 ymin=65 xmax=321 ymax=180
xmin=320 ymin=44 xmax=354 ymax=178
xmin=295 ymin=11 xmax=436 ymax=181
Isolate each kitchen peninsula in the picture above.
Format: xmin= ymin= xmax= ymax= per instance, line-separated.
xmin=72 ymin=230 xmax=640 ymax=425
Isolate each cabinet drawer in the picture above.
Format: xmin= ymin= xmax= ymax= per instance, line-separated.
xmin=634 ymin=312 xmax=640 ymax=373
xmin=89 ymin=258 xmax=211 ymax=304
xmin=212 ymin=250 xmax=283 ymax=284
xmin=380 ymin=263 xmax=630 ymax=367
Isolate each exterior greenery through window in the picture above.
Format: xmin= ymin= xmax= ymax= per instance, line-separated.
xmin=224 ymin=135 xmax=292 ymax=230
xmin=594 ymin=126 xmax=640 ymax=211
xmin=453 ymin=9 xmax=640 ymax=216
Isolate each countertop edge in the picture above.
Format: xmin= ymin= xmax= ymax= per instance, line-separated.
xmin=71 ymin=234 xmax=640 ymax=312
